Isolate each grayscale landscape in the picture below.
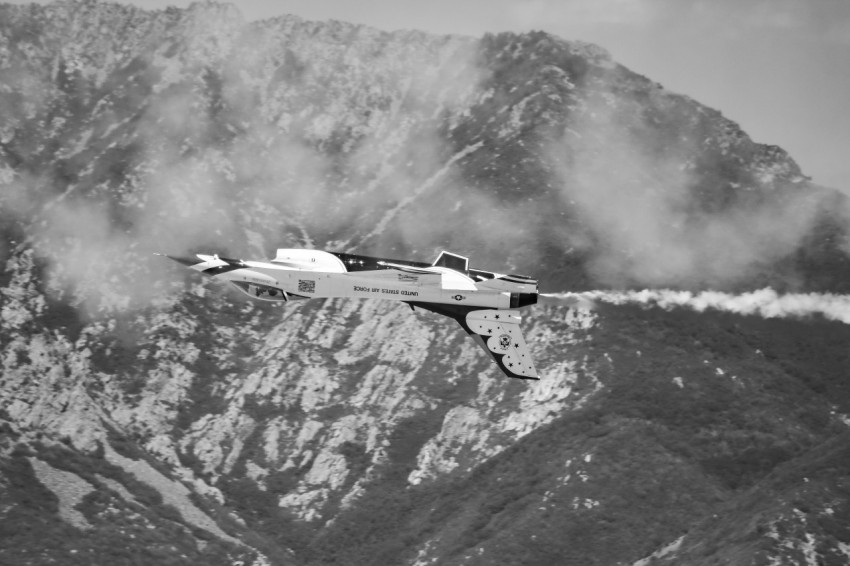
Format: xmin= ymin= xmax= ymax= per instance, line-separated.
xmin=1 ymin=1 xmax=849 ymax=564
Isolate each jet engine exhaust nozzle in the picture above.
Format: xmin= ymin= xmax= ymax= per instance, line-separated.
xmin=510 ymin=292 xmax=538 ymax=308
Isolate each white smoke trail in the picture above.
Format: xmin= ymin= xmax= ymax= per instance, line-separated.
xmin=542 ymin=289 xmax=850 ymax=324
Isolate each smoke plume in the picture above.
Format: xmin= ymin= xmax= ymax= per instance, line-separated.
xmin=544 ymin=289 xmax=850 ymax=324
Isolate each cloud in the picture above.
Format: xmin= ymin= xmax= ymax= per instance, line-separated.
xmin=0 ymin=8 xmax=494 ymax=319
xmin=544 ymin=69 xmax=833 ymax=289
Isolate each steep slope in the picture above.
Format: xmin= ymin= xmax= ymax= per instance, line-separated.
xmin=1 ymin=1 xmax=849 ymax=565
xmin=299 ymin=305 xmax=850 ymax=565
xmin=0 ymin=421 xmax=276 ymax=565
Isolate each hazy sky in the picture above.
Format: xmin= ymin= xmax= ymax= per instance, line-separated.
xmin=11 ymin=0 xmax=850 ymax=191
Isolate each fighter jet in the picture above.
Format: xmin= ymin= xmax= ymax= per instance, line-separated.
xmin=160 ymin=249 xmax=539 ymax=379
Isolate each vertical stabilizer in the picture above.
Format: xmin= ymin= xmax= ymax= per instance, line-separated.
xmin=432 ymin=251 xmax=469 ymax=271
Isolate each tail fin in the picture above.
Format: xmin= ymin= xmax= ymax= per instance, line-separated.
xmin=432 ymin=251 xmax=469 ymax=271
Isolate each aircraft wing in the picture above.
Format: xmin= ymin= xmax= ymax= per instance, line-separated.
xmin=404 ymin=303 xmax=539 ymax=379
xmin=465 ymin=310 xmax=538 ymax=379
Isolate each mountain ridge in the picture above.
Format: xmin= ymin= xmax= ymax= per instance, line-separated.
xmin=1 ymin=2 xmax=849 ymax=564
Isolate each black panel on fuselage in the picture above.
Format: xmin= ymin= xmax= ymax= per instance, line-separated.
xmin=329 ymin=251 xmax=512 ymax=284
xmin=330 ymin=252 xmax=434 ymax=273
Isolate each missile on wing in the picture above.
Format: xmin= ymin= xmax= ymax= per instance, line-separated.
xmin=159 ymin=249 xmax=539 ymax=379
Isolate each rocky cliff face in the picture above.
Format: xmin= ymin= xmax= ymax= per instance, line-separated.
xmin=2 ymin=2 xmax=849 ymax=565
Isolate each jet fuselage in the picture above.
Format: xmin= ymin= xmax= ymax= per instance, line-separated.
xmin=171 ymin=249 xmax=537 ymax=311
xmin=163 ymin=249 xmax=540 ymax=379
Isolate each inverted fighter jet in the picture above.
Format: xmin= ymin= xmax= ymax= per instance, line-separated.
xmin=160 ymin=249 xmax=539 ymax=379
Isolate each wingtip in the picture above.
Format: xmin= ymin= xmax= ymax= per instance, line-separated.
xmin=508 ymin=371 xmax=540 ymax=381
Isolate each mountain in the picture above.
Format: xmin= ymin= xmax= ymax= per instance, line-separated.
xmin=1 ymin=1 xmax=849 ymax=565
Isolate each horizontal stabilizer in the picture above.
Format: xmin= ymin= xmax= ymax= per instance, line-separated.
xmin=475 ymin=277 xmax=538 ymax=294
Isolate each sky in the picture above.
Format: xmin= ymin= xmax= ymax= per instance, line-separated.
xmin=10 ymin=0 xmax=850 ymax=191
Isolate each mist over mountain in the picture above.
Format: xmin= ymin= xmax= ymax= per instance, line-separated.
xmin=1 ymin=1 xmax=849 ymax=565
